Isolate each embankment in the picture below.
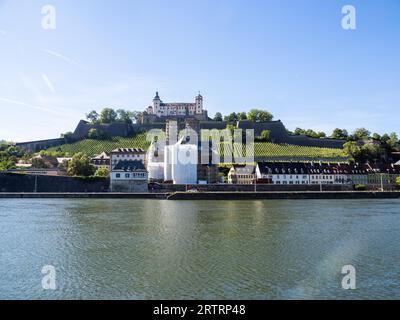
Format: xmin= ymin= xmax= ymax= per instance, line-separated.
xmin=0 ymin=191 xmax=399 ymax=200
xmin=167 ymin=191 xmax=400 ymax=200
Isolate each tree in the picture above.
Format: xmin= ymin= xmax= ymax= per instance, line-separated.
xmin=259 ymin=130 xmax=271 ymax=141
xmin=31 ymin=157 xmax=49 ymax=169
xmin=294 ymin=128 xmax=306 ymax=136
xmin=224 ymin=112 xmax=239 ymax=123
xmin=94 ymin=167 xmax=110 ymax=177
xmin=330 ymin=128 xmax=349 ymax=140
xmin=386 ymin=132 xmax=398 ymax=148
xmin=225 ymin=124 xmax=235 ymax=136
xmin=247 ymin=109 xmax=273 ymax=122
xmin=117 ymin=109 xmax=134 ymax=124
xmin=294 ymin=128 xmax=325 ymax=138
xmin=66 ymin=153 xmax=96 ymax=177
xmin=86 ymin=110 xmax=99 ymax=124
xmin=238 ymin=112 xmax=247 ymax=121
xmin=372 ymin=133 xmax=381 ymax=141
xmin=88 ymin=128 xmax=106 ymax=140
xmin=343 ymin=141 xmax=361 ymax=161
xmin=305 ymin=129 xmax=319 ymax=138
xmin=396 ymin=176 xmax=400 ymax=187
xmin=213 ymin=112 xmax=223 ymax=122
xmin=99 ymin=108 xmax=118 ymax=124
xmin=361 ymin=144 xmax=381 ymax=162
xmin=351 ymin=128 xmax=370 ymax=141
xmin=130 ymin=111 xmax=142 ymax=124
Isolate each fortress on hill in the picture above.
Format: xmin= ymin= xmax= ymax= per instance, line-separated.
xmin=142 ymin=92 xmax=209 ymax=123
xmin=15 ymin=92 xmax=346 ymax=152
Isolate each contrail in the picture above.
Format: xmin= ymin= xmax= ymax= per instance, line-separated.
xmin=41 ymin=49 xmax=86 ymax=70
xmin=42 ymin=74 xmax=56 ymax=93
xmin=0 ymin=97 xmax=63 ymax=116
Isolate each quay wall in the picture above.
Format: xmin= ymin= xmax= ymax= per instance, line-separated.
xmin=167 ymin=191 xmax=400 ymax=200
xmin=0 ymin=173 xmax=109 ymax=193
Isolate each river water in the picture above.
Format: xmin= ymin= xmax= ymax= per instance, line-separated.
xmin=0 ymin=199 xmax=399 ymax=299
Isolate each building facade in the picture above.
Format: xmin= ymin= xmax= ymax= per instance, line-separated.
xmin=110 ymin=148 xmax=146 ymax=170
xmin=253 ymin=161 xmax=400 ymax=188
xmin=109 ymin=148 xmax=148 ymax=192
xmin=90 ymin=152 xmax=110 ymax=169
xmin=228 ymin=165 xmax=255 ymax=184
xmin=142 ymin=92 xmax=209 ymax=123
xmin=110 ymin=160 xmax=148 ymax=192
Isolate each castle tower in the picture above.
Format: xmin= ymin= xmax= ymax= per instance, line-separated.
xmin=153 ymin=91 xmax=161 ymax=116
xmin=195 ymin=92 xmax=203 ymax=114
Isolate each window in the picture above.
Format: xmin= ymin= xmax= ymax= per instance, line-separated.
xmin=125 ymin=173 xmax=130 ymax=178
xmin=116 ymin=173 xmax=121 ymax=178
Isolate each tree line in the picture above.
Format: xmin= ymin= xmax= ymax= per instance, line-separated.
xmin=213 ymin=109 xmax=274 ymax=123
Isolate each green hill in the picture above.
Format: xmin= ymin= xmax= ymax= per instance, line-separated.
xmin=46 ymin=134 xmax=150 ymax=156
xmin=45 ymin=133 xmax=347 ymax=160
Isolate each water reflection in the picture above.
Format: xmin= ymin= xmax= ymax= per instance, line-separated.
xmin=0 ymin=199 xmax=399 ymax=299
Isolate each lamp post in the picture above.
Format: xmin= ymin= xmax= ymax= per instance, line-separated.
xmin=320 ymin=171 xmax=323 ymax=192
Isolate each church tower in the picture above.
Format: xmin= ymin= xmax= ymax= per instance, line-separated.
xmin=195 ymin=93 xmax=203 ymax=114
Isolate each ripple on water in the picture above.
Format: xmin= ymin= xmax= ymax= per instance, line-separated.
xmin=0 ymin=198 xmax=400 ymax=299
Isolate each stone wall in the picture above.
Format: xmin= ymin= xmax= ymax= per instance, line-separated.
xmin=110 ymin=180 xmax=148 ymax=193
xmin=15 ymin=138 xmax=64 ymax=153
xmin=15 ymin=118 xmax=345 ymax=153
xmin=0 ymin=173 xmax=109 ymax=192
xmin=150 ymin=183 xmax=353 ymax=193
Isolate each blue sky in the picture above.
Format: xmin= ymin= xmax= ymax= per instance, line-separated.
xmin=0 ymin=0 xmax=399 ymax=142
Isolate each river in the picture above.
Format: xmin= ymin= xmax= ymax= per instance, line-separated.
xmin=0 ymin=199 xmax=399 ymax=299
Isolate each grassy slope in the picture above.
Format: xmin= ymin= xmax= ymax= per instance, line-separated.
xmin=47 ymin=133 xmax=346 ymax=160
xmin=47 ymin=134 xmax=150 ymax=156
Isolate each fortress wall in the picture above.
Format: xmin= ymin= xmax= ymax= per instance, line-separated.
xmin=73 ymin=120 xmax=133 ymax=139
xmin=15 ymin=118 xmax=345 ymax=153
xmin=15 ymin=138 xmax=64 ymax=153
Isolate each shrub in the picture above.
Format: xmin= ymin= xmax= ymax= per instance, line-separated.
xmin=354 ymin=184 xmax=367 ymax=191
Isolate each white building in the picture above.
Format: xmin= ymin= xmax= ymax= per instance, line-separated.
xmin=146 ymin=92 xmax=204 ymax=118
xmin=228 ymin=165 xmax=255 ymax=184
xmin=109 ymin=148 xmax=148 ymax=192
xmin=256 ymin=162 xmax=309 ymax=185
xmin=110 ymin=148 xmax=146 ymax=170
xmin=147 ymin=139 xmax=165 ymax=181
xmin=110 ymin=159 xmax=148 ymax=192
xmin=90 ymin=152 xmax=110 ymax=169
xmin=255 ymin=162 xmax=351 ymax=185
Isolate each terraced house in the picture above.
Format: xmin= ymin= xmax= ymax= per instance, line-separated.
xmin=110 ymin=148 xmax=148 ymax=192
xmin=251 ymin=162 xmax=400 ymax=188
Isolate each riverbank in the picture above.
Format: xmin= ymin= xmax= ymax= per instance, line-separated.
xmin=0 ymin=191 xmax=399 ymax=200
